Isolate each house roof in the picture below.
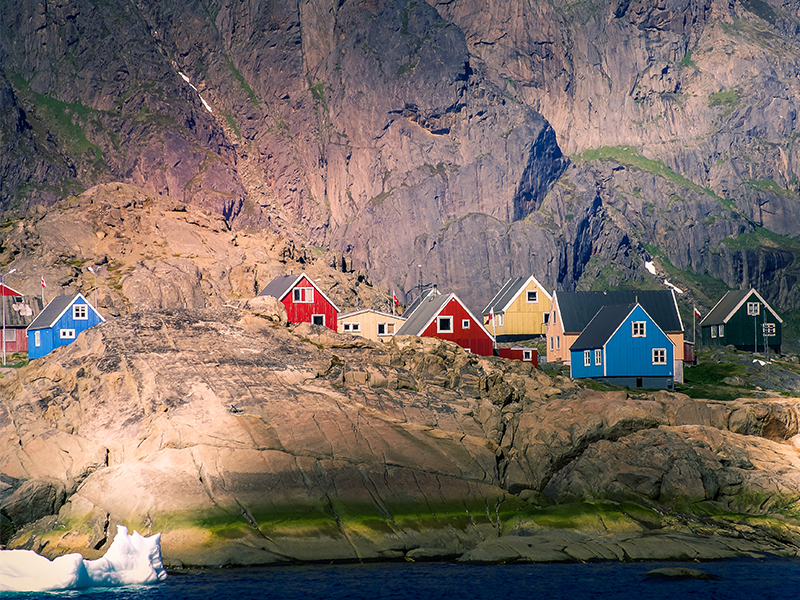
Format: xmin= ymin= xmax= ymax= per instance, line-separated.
xmin=555 ymin=290 xmax=683 ymax=334
xmin=700 ymin=288 xmax=783 ymax=325
xmin=27 ymin=293 xmax=104 ymax=331
xmin=339 ymin=309 xmax=406 ymax=321
xmin=571 ymin=303 xmax=673 ymax=351
xmin=396 ymin=293 xmax=495 ymax=340
xmin=401 ymin=286 xmax=441 ymax=319
xmin=2 ymin=296 xmax=43 ymax=328
xmin=257 ymin=272 xmax=340 ymax=312
xmin=482 ymin=275 xmax=552 ymax=315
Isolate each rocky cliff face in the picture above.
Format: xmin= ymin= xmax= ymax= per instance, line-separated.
xmin=3 ymin=307 xmax=800 ymax=564
xmin=3 ymin=0 xmax=800 ymax=314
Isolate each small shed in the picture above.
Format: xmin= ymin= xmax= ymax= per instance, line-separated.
xmin=338 ymin=309 xmax=406 ymax=343
xmin=396 ymin=293 xmax=495 ymax=356
xmin=258 ymin=273 xmax=340 ymax=331
xmin=2 ymin=295 xmax=44 ymax=353
xmin=700 ymin=288 xmax=782 ymax=353
xmin=569 ymin=302 xmax=675 ymax=390
xmin=26 ymin=293 xmax=105 ymax=360
xmin=497 ymin=347 xmax=538 ymax=367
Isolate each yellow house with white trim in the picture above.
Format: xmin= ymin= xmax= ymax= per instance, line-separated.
xmin=482 ymin=275 xmax=552 ymax=341
xmin=338 ymin=309 xmax=406 ymax=343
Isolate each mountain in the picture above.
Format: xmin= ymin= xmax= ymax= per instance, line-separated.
xmin=3 ymin=0 xmax=800 ymax=319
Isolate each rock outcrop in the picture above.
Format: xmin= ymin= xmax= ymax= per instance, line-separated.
xmin=3 ymin=306 xmax=800 ymax=565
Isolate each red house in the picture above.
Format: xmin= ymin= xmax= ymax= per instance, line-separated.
xmin=497 ymin=347 xmax=538 ymax=367
xmin=1 ymin=292 xmax=43 ymax=354
xmin=257 ymin=273 xmax=339 ymax=331
xmin=395 ymin=293 xmax=495 ymax=356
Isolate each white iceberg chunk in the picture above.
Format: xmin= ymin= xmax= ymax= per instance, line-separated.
xmin=0 ymin=525 xmax=167 ymax=592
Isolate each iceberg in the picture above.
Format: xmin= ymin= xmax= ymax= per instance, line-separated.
xmin=0 ymin=525 xmax=167 ymax=592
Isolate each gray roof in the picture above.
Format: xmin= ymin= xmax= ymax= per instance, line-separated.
xmin=27 ymin=294 xmax=98 ymax=331
xmin=555 ymin=290 xmax=683 ymax=334
xmin=483 ymin=277 xmax=525 ymax=315
xmin=700 ymin=288 xmax=783 ymax=325
xmin=396 ymin=293 xmax=451 ymax=336
xmin=570 ymin=303 xmax=637 ymax=351
xmin=1 ymin=296 xmax=43 ymax=328
xmin=401 ymin=286 xmax=441 ymax=319
xmin=257 ymin=274 xmax=301 ymax=301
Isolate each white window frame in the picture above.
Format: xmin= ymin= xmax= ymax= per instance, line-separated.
xmin=549 ymin=336 xmax=554 ymax=350
xmin=556 ymin=336 xmax=560 ymax=350
xmin=652 ymin=348 xmax=667 ymax=365
xmin=293 ymin=287 xmax=314 ymax=303
xmin=311 ymin=314 xmax=325 ymax=326
xmin=632 ymin=321 xmax=646 ymax=337
xmin=3 ymin=328 xmax=15 ymax=342
xmin=496 ymin=313 xmax=504 ymax=326
xmin=462 ymin=319 xmax=470 ymax=329
xmin=377 ymin=322 xmax=395 ymax=336
xmin=523 ymin=349 xmax=533 ymax=361
xmin=343 ymin=322 xmax=361 ymax=333
xmin=437 ymin=316 xmax=453 ymax=333
xmin=584 ymin=350 xmax=591 ymax=366
xmin=527 ymin=290 xmax=538 ymax=303
xmin=543 ymin=312 xmax=550 ymax=325
xmin=34 ymin=330 xmax=41 ymax=347
xmin=747 ymin=302 xmax=760 ymax=316
xmin=73 ymin=304 xmax=88 ymax=320
xmin=764 ymin=322 xmax=776 ymax=335
xmin=718 ymin=324 xmax=724 ymax=337
xmin=60 ymin=329 xmax=76 ymax=340
xmin=710 ymin=325 xmax=717 ymax=338
xmin=594 ymin=349 xmax=602 ymax=366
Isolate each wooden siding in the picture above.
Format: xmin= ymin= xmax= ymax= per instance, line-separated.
xmin=497 ymin=347 xmax=538 ymax=367
xmin=338 ymin=311 xmax=405 ymax=343
xmin=281 ymin=275 xmax=338 ymax=331
xmin=421 ymin=297 xmax=494 ymax=356
xmin=701 ymin=291 xmax=781 ymax=351
xmin=493 ymin=281 xmax=552 ymax=338
xmin=2 ymin=328 xmax=28 ymax=353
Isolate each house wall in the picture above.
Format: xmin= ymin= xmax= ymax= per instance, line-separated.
xmin=421 ymin=298 xmax=494 ymax=356
xmin=701 ymin=294 xmax=781 ymax=352
xmin=497 ymin=347 xmax=538 ymax=367
xmin=338 ymin=312 xmax=405 ymax=342
xmin=545 ymin=297 xmax=568 ymax=363
xmin=281 ymin=276 xmax=338 ymax=330
xmin=569 ymin=347 xmax=606 ymax=379
xmin=605 ymin=308 xmax=673 ymax=379
xmin=2 ymin=328 xmax=28 ymax=353
xmin=495 ymin=282 xmax=552 ymax=338
xmin=28 ymin=298 xmax=103 ymax=359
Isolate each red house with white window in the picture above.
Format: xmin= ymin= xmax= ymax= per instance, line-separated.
xmin=395 ymin=293 xmax=495 ymax=356
xmin=257 ymin=273 xmax=339 ymax=331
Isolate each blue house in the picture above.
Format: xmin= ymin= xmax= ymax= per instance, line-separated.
xmin=26 ymin=293 xmax=105 ymax=359
xmin=569 ymin=302 xmax=675 ymax=390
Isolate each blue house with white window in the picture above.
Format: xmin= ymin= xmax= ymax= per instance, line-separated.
xmin=26 ymin=293 xmax=105 ymax=359
xmin=569 ymin=302 xmax=675 ymax=390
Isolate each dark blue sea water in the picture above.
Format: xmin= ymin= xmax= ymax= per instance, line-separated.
xmin=3 ymin=558 xmax=800 ymax=600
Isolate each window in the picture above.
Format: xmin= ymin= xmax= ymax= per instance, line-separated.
xmin=710 ymin=325 xmax=717 ymax=338
xmin=523 ymin=350 xmax=532 ymax=361
xmin=584 ymin=350 xmax=591 ymax=367
xmin=527 ymin=290 xmax=538 ymax=303
xmin=377 ymin=323 xmax=395 ymax=336
xmin=556 ymin=336 xmax=560 ymax=350
xmin=718 ymin=324 xmax=724 ymax=337
xmin=462 ymin=319 xmax=470 ymax=329
xmin=552 ymin=310 xmax=557 ymax=324
xmin=594 ymin=349 xmax=602 ymax=366
xmin=60 ymin=329 xmax=76 ymax=340
xmin=652 ymin=348 xmax=667 ymax=365
xmin=73 ymin=304 xmax=88 ymax=320
xmin=764 ymin=322 xmax=776 ymax=335
xmin=343 ymin=322 xmax=361 ymax=333
xmin=549 ymin=336 xmax=554 ymax=350
xmin=747 ymin=302 xmax=760 ymax=316
xmin=293 ymin=287 xmax=314 ymax=303
xmin=543 ymin=313 xmax=550 ymax=325
xmin=632 ymin=321 xmax=646 ymax=337
xmin=311 ymin=314 xmax=325 ymax=326
xmin=496 ymin=314 xmax=504 ymax=326
xmin=34 ymin=330 xmax=40 ymax=347
xmin=437 ymin=316 xmax=453 ymax=333
xmin=3 ymin=328 xmax=14 ymax=342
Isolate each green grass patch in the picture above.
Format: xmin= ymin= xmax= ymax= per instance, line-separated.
xmin=720 ymin=226 xmax=800 ymax=254
xmin=708 ymin=89 xmax=740 ymax=110
xmin=226 ymin=57 xmax=259 ymax=107
xmin=508 ymin=501 xmax=648 ymax=534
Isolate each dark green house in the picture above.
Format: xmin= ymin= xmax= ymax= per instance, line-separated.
xmin=699 ymin=288 xmax=782 ymax=353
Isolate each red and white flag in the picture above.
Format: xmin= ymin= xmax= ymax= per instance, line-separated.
xmin=41 ymin=277 xmax=46 ymax=288
xmin=485 ymin=307 xmax=494 ymax=325
xmin=393 ymin=291 xmax=399 ymax=307
xmin=693 ymin=306 xmax=701 ymax=318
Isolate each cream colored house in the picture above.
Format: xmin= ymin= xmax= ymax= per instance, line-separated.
xmin=482 ymin=275 xmax=552 ymax=342
xmin=337 ymin=309 xmax=406 ymax=343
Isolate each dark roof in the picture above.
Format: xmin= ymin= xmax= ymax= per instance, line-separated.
xmin=257 ymin=274 xmax=301 ymax=301
xmin=483 ymin=277 xmax=525 ymax=315
xmin=27 ymin=293 xmax=102 ymax=331
xmin=2 ymin=296 xmax=43 ymax=328
xmin=555 ymin=290 xmax=683 ymax=333
xmin=401 ymin=286 xmax=441 ymax=319
xmin=700 ymin=288 xmax=783 ymax=325
xmin=396 ymin=293 xmax=451 ymax=336
xmin=570 ymin=303 xmax=637 ymax=351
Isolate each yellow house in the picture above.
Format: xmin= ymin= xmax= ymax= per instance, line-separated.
xmin=482 ymin=276 xmax=553 ymax=342
xmin=545 ymin=290 xmax=685 ymax=382
xmin=337 ymin=309 xmax=406 ymax=343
